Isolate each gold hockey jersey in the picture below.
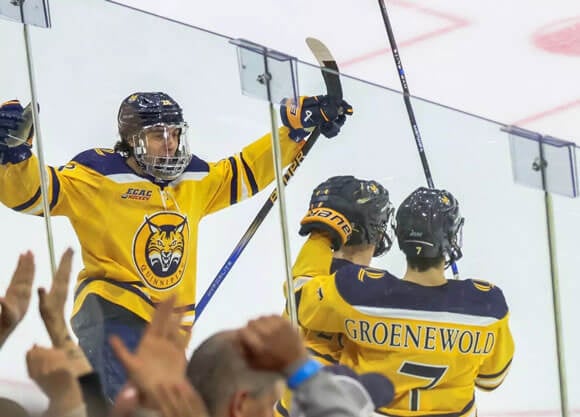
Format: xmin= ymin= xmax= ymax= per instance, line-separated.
xmin=293 ymin=236 xmax=514 ymax=417
xmin=0 ymin=127 xmax=302 ymax=328
xmin=276 ymin=233 xmax=353 ymax=417
xmin=289 ymin=232 xmax=346 ymax=364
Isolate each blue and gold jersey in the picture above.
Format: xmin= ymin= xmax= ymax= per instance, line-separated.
xmin=296 ymin=255 xmax=514 ymax=417
xmin=278 ymin=233 xmax=350 ymax=417
xmin=0 ymin=127 xmax=302 ymax=328
xmin=285 ymin=233 xmax=347 ymax=365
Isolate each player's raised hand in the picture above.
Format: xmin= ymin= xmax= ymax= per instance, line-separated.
xmin=238 ymin=315 xmax=308 ymax=373
xmin=299 ymin=176 xmax=371 ymax=250
xmin=0 ymin=100 xmax=34 ymax=149
xmin=38 ymin=248 xmax=74 ymax=347
xmin=280 ymin=95 xmax=353 ymax=140
xmin=0 ymin=251 xmax=35 ymax=348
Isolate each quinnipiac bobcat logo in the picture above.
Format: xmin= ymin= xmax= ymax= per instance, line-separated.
xmin=132 ymin=212 xmax=189 ymax=290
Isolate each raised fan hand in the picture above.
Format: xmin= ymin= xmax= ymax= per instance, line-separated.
xmin=38 ymin=248 xmax=75 ymax=347
xmin=36 ymin=248 xmax=93 ymax=378
xmin=0 ymin=251 xmax=35 ymax=348
xmin=110 ymin=295 xmax=200 ymax=415
xmin=26 ymin=345 xmax=84 ymax=417
xmin=238 ymin=315 xmax=309 ymax=373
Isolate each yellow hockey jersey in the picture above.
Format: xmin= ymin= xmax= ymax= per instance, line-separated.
xmin=0 ymin=127 xmax=301 ymax=328
xmin=288 ymin=233 xmax=347 ymax=365
xmin=277 ymin=233 xmax=353 ymax=417
xmin=293 ymin=238 xmax=514 ymax=417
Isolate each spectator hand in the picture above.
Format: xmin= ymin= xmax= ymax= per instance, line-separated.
xmin=26 ymin=345 xmax=84 ymax=417
xmin=0 ymin=251 xmax=35 ymax=348
xmin=110 ymin=296 xmax=198 ymax=415
xmin=38 ymin=248 xmax=74 ymax=347
xmin=238 ymin=315 xmax=309 ymax=374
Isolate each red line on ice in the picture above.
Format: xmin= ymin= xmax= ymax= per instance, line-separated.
xmin=340 ymin=0 xmax=469 ymax=68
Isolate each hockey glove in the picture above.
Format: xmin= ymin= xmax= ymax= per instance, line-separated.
xmin=320 ymin=114 xmax=347 ymax=139
xmin=299 ymin=177 xmax=365 ymax=250
xmin=0 ymin=100 xmax=34 ymax=165
xmin=300 ymin=205 xmax=352 ymax=250
xmin=280 ymin=95 xmax=353 ymax=141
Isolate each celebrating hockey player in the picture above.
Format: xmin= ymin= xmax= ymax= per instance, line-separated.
xmin=277 ymin=175 xmax=397 ymax=417
xmin=0 ymin=92 xmax=352 ymax=400
xmin=289 ymin=183 xmax=514 ymax=416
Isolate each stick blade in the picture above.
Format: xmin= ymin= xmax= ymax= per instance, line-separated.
xmin=306 ymin=37 xmax=334 ymax=64
xmin=306 ymin=37 xmax=342 ymax=100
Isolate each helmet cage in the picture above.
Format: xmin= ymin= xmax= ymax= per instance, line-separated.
xmin=444 ymin=215 xmax=464 ymax=267
xmin=131 ymin=122 xmax=192 ymax=181
xmin=370 ymin=200 xmax=396 ymax=257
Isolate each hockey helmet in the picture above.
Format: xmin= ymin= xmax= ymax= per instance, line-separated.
xmin=308 ymin=175 xmax=396 ymax=257
xmin=118 ymin=92 xmax=192 ymax=181
xmin=395 ymin=187 xmax=464 ymax=264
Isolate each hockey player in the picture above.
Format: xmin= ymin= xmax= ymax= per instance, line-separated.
xmin=292 ymin=185 xmax=514 ymax=417
xmin=289 ymin=175 xmax=396 ymax=364
xmin=276 ymin=175 xmax=397 ymax=417
xmin=0 ymin=92 xmax=352 ymax=400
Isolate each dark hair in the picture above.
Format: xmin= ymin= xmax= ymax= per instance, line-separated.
xmin=406 ymin=255 xmax=445 ymax=272
xmin=186 ymin=331 xmax=280 ymax=417
xmin=113 ymin=138 xmax=133 ymax=156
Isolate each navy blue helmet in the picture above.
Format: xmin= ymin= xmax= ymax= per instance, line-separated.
xmin=117 ymin=92 xmax=191 ymax=181
xmin=395 ymin=187 xmax=464 ymax=264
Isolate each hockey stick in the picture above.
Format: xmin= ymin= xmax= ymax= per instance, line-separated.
xmin=195 ymin=38 xmax=343 ymax=321
xmin=377 ymin=0 xmax=460 ymax=279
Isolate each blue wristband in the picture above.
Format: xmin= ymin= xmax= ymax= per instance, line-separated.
xmin=287 ymin=359 xmax=322 ymax=389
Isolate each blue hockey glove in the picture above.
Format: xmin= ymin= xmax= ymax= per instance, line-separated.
xmin=0 ymin=100 xmax=34 ymax=148
xmin=319 ymin=114 xmax=347 ymax=139
xmin=0 ymin=100 xmax=34 ymax=164
xmin=280 ymin=95 xmax=353 ymax=140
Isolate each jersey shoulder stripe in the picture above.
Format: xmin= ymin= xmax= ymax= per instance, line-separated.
xmin=334 ymin=265 xmax=508 ymax=320
xmin=71 ymin=148 xmax=211 ymax=179
xmin=71 ymin=148 xmax=132 ymax=176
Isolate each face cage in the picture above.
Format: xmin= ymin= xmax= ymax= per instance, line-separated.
xmin=372 ymin=203 xmax=396 ymax=257
xmin=132 ymin=122 xmax=192 ymax=181
xmin=444 ymin=216 xmax=465 ymax=267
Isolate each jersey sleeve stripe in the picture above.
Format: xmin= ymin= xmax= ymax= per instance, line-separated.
xmin=477 ymin=358 xmax=512 ymax=379
xmin=306 ymin=347 xmax=339 ymax=364
xmin=275 ymin=401 xmax=290 ymax=417
xmin=49 ymin=166 xmax=60 ymax=210
xmin=171 ymin=303 xmax=196 ymax=313
xmin=75 ymin=277 xmax=155 ymax=307
xmin=240 ymin=152 xmax=259 ymax=195
xmin=352 ymin=305 xmax=501 ymax=327
xmin=293 ymin=275 xmax=313 ymax=290
xmin=228 ymin=156 xmax=238 ymax=205
xmin=236 ymin=154 xmax=250 ymax=200
xmin=475 ymin=372 xmax=509 ymax=390
xmin=11 ymin=186 xmax=41 ymax=212
xmin=475 ymin=359 xmax=512 ymax=390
